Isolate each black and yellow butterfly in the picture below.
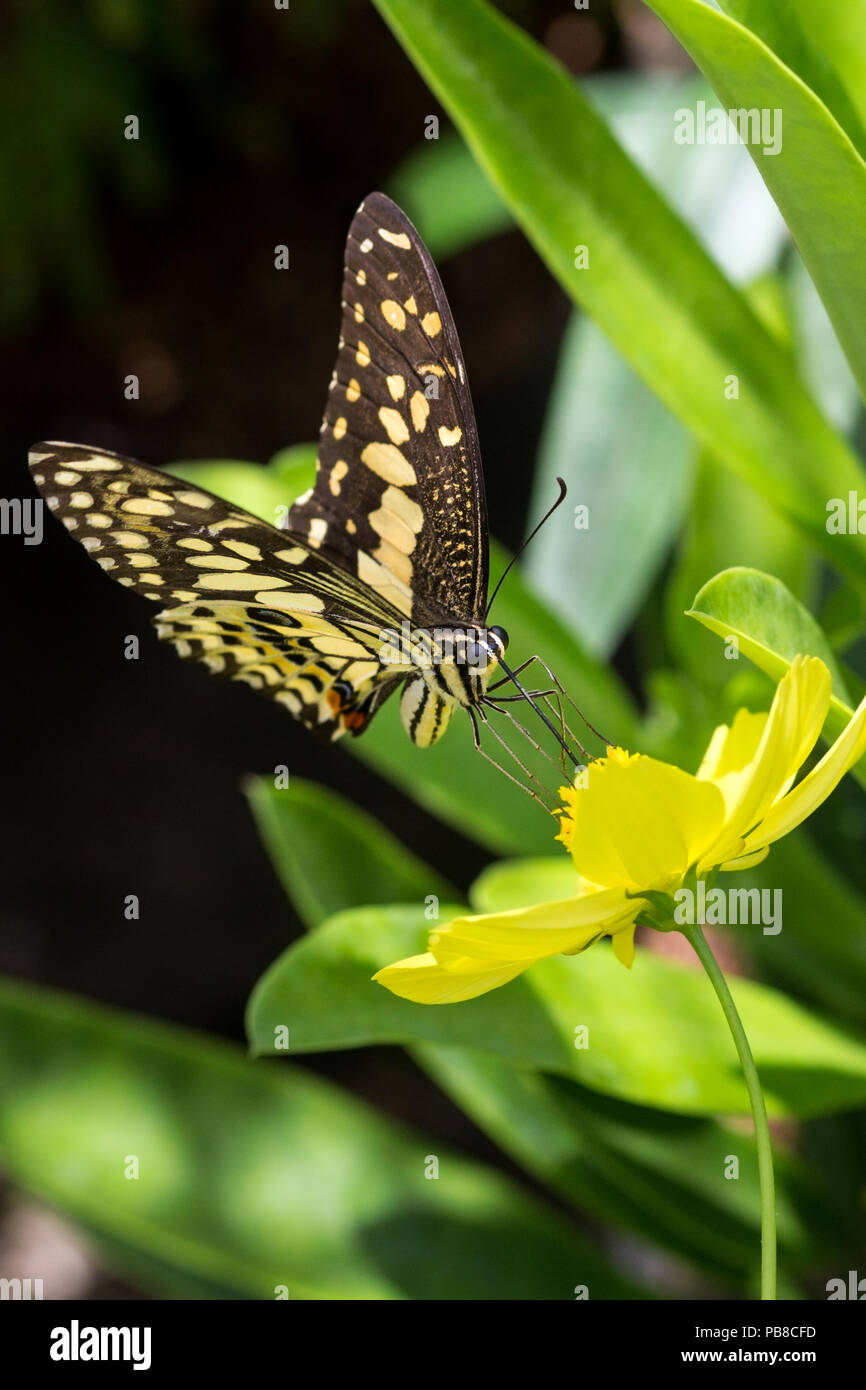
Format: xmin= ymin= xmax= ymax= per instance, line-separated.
xmin=30 ymin=193 xmax=573 ymax=770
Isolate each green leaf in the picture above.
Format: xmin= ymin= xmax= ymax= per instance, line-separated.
xmin=717 ymin=0 xmax=866 ymax=159
xmin=245 ymin=775 xmax=454 ymax=929
xmin=526 ymin=72 xmax=791 ymax=658
xmin=247 ymin=902 xmax=866 ymax=1118
xmin=647 ymin=0 xmax=866 ymax=403
xmin=420 ymin=1045 xmax=835 ymax=1285
xmin=526 ymin=312 xmax=693 ymax=659
xmin=266 ymin=442 xmax=317 ymax=496
xmin=372 ymin=0 xmax=866 ymax=586
xmin=738 ymin=831 xmax=866 ymax=1030
xmin=686 ymin=566 xmax=866 ymax=789
xmin=471 ymin=855 xmax=576 ymax=912
xmin=0 ymin=977 xmax=634 ymax=1299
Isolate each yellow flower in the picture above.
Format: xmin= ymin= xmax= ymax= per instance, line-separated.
xmin=374 ymin=656 xmax=866 ymax=1004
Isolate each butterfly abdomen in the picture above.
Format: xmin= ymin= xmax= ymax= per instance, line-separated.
xmin=400 ymin=676 xmax=453 ymax=747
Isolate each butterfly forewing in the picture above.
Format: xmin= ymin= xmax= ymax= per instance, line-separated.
xmin=290 ymin=191 xmax=489 ymax=628
xmin=28 ymin=442 xmax=401 ymax=739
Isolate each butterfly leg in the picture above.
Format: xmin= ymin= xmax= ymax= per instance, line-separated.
xmin=489 ymin=654 xmax=612 ymax=752
xmin=468 ymin=707 xmax=559 ymax=812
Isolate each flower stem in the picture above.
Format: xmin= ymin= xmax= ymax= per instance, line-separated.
xmin=682 ymin=923 xmax=777 ymax=1300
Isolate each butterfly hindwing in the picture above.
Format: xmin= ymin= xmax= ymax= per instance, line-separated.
xmin=28 ymin=441 xmax=402 ymax=739
xmin=289 ymin=191 xmax=489 ymax=629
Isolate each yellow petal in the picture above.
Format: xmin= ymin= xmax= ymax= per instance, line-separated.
xmin=429 ymin=887 xmax=640 ymax=966
xmin=611 ymin=923 xmax=637 ymax=968
xmin=567 ymin=752 xmax=725 ymax=892
xmin=697 ymin=656 xmax=830 ymax=872
xmin=719 ymin=845 xmax=771 ymax=871
xmin=373 ymin=952 xmax=527 ymax=1003
xmin=741 ymin=686 xmax=866 ymax=854
xmin=697 ymin=709 xmax=767 ymax=783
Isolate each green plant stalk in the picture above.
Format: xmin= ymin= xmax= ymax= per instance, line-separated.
xmin=682 ymin=922 xmax=777 ymax=1299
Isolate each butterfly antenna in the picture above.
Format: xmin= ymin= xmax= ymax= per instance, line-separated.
xmin=485 ymin=477 xmax=568 ymax=621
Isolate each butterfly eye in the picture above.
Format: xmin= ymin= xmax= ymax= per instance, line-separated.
xmin=489 ymin=625 xmax=509 ymax=654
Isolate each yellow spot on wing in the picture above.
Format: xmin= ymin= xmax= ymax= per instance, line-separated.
xmin=369 ymin=491 xmax=422 ymax=556
xmin=329 ymin=460 xmax=349 ymax=496
xmin=378 ymin=228 xmax=412 ymax=249
xmin=422 ymin=311 xmax=442 ymax=336
xmin=356 ymin=341 xmax=371 ymax=368
xmin=177 ymin=537 xmax=212 ymax=551
xmin=357 ymin=551 xmax=413 ymax=616
xmin=386 ymin=375 xmax=405 ymax=401
xmin=122 ymin=497 xmax=173 ymax=517
xmin=113 ymin=531 xmax=149 ymax=549
xmin=346 ymin=378 xmax=361 ymax=403
xmin=185 ymin=554 xmax=249 ymax=570
xmin=378 ymin=407 xmax=410 ymax=446
xmin=382 ymin=484 xmax=423 ymax=533
xmin=380 ymin=300 xmax=406 ymax=331
xmin=410 ymin=392 xmax=430 ymax=433
xmin=70 ymin=492 xmax=94 ymax=508
xmin=333 ymin=418 xmax=347 ymax=440
xmin=175 ymin=491 xmax=214 ymax=508
xmin=403 ymin=295 xmax=417 ymax=315
xmin=438 ymin=425 xmax=463 ymax=446
xmin=360 ymin=442 xmax=417 ymax=486
xmin=223 ymin=539 xmax=263 ymax=561
xmin=374 ymin=536 xmax=413 ymax=584
xmin=195 ymin=573 xmax=288 ymax=591
xmin=255 ymin=590 xmax=325 ymax=614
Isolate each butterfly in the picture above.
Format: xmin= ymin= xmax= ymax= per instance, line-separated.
xmin=28 ymin=192 xmax=542 ymax=760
